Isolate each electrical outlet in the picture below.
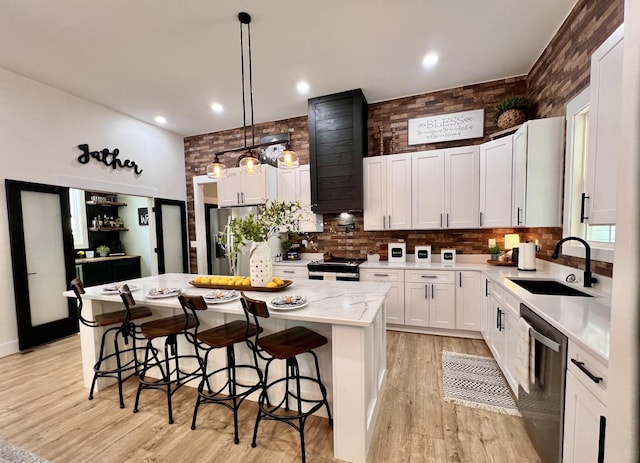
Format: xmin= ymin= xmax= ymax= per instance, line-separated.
xmin=488 ymin=239 xmax=496 ymax=247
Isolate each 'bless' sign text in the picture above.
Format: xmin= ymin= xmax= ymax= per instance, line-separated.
xmin=77 ymin=144 xmax=143 ymax=175
xmin=408 ymin=109 xmax=484 ymax=145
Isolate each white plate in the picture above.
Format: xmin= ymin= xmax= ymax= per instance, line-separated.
xmin=102 ymin=284 xmax=138 ymax=294
xmin=204 ymin=290 xmax=240 ymax=304
xmin=147 ymin=287 xmax=181 ymax=299
xmin=268 ymin=295 xmax=309 ymax=311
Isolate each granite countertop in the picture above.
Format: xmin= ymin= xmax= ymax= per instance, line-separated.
xmin=75 ymin=255 xmax=140 ymax=264
xmin=64 ymin=273 xmax=390 ymax=328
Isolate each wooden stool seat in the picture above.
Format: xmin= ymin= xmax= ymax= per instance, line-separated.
xmin=94 ymin=306 xmax=152 ymax=327
xmin=197 ymin=320 xmax=261 ymax=349
xmin=258 ymin=327 xmax=327 ymax=360
xmin=139 ymin=314 xmax=196 ymax=339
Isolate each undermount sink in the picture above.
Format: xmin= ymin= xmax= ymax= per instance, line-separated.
xmin=508 ymin=278 xmax=593 ymax=297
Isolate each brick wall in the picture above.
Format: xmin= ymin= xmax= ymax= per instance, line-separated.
xmin=183 ymin=0 xmax=623 ymax=278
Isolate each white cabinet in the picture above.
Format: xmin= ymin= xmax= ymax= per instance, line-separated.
xmin=584 ymin=24 xmax=624 ymax=225
xmin=277 ymin=165 xmax=323 ymax=232
xmin=360 ymin=268 xmax=405 ymax=325
xmin=563 ymin=341 xmax=608 ymax=463
xmin=412 ymin=146 xmax=479 ymax=229
xmin=363 ymin=154 xmax=412 ymax=230
xmin=273 ymin=263 xmax=308 ymax=280
xmin=218 ymin=165 xmax=277 ymax=207
xmin=479 ymin=137 xmax=513 ymax=228
xmin=511 ymin=117 xmax=564 ymax=227
xmin=454 ymin=271 xmax=481 ymax=330
xmin=404 ymin=270 xmax=455 ymax=329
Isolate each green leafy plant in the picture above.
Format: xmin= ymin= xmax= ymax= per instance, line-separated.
xmin=492 ymin=96 xmax=533 ymax=122
xmin=96 ymin=245 xmax=110 ymax=255
xmin=218 ymin=200 xmax=304 ymax=267
xmin=488 ymin=244 xmax=502 ymax=255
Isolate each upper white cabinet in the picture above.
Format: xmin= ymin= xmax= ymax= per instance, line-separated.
xmin=218 ymin=165 xmax=277 ymax=207
xmin=584 ymin=24 xmax=624 ymax=225
xmin=412 ymin=146 xmax=479 ymax=229
xmin=512 ymin=117 xmax=565 ymax=227
xmin=363 ymin=154 xmax=412 ymax=230
xmin=277 ymin=165 xmax=323 ymax=232
xmin=479 ymin=137 xmax=513 ymax=228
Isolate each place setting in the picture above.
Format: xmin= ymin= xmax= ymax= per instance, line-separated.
xmin=101 ymin=283 xmax=139 ymax=294
xmin=267 ymin=295 xmax=309 ymax=311
xmin=146 ymin=287 xmax=182 ymax=299
xmin=203 ymin=290 xmax=240 ymax=304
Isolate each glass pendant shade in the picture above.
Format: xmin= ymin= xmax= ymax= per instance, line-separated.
xmin=206 ymin=156 xmax=226 ymax=179
xmin=277 ymin=149 xmax=300 ymax=169
xmin=239 ymin=152 xmax=261 ymax=175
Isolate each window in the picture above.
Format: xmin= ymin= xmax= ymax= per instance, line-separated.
xmin=69 ymin=188 xmax=88 ymax=249
xmin=563 ymin=87 xmax=614 ymax=263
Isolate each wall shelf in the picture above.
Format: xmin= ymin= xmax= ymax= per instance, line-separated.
xmin=89 ymin=227 xmax=129 ymax=232
xmin=86 ymin=200 xmax=127 ymax=206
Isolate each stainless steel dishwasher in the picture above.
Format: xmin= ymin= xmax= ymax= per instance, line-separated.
xmin=517 ymin=304 xmax=568 ymax=463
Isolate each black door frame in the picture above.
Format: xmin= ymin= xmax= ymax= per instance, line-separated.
xmin=5 ymin=179 xmax=78 ymax=350
xmin=154 ymin=198 xmax=188 ymax=274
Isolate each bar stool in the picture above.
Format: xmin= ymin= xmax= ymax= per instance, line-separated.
xmin=240 ymin=293 xmax=332 ymax=463
xmin=121 ymin=286 xmax=200 ymax=424
xmin=178 ymin=294 xmax=263 ymax=444
xmin=70 ymin=278 xmax=152 ymax=408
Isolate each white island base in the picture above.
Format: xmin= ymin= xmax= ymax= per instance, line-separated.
xmin=66 ymin=274 xmax=389 ymax=463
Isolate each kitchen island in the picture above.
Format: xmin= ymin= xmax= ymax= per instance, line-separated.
xmin=64 ymin=273 xmax=389 ymax=463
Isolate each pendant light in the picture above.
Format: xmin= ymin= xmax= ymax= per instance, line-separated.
xmin=277 ymin=143 xmax=300 ymax=169
xmin=238 ymin=150 xmax=261 ymax=174
xmin=206 ymin=154 xmax=226 ymax=179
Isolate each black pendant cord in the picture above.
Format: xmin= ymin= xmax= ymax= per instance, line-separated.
xmin=240 ymin=18 xmax=247 ymax=148
xmin=248 ymin=20 xmax=255 ymax=149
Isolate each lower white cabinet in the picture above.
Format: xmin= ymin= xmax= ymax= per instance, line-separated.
xmin=404 ymin=270 xmax=455 ymax=329
xmin=563 ymin=341 xmax=608 ymax=463
xmin=455 ymin=271 xmax=481 ymax=330
xmin=273 ymin=264 xmax=308 ymax=280
xmin=360 ymin=268 xmax=405 ymax=324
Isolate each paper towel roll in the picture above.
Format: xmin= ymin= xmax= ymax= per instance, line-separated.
xmin=518 ymin=243 xmax=537 ymax=271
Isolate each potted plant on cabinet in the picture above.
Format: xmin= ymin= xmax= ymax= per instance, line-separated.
xmin=493 ymin=96 xmax=534 ymax=130
xmin=96 ymin=245 xmax=110 ymax=257
xmin=218 ymin=200 xmax=304 ymax=286
xmin=488 ymin=244 xmax=502 ymax=261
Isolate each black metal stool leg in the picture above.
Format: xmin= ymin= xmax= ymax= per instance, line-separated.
xmin=114 ymin=330 xmax=125 ymax=409
xmin=165 ymin=338 xmax=174 ymax=424
xmin=133 ymin=340 xmax=153 ymax=413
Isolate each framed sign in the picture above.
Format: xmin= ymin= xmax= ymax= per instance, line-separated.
xmin=138 ymin=207 xmax=149 ymax=226
xmin=408 ymin=109 xmax=484 ymax=145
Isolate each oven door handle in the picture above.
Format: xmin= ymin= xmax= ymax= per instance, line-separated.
xmin=530 ymin=327 xmax=560 ymax=352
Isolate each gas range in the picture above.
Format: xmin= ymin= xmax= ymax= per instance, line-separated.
xmin=307 ymin=258 xmax=365 ymax=281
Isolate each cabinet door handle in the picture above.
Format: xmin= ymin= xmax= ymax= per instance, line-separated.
xmin=424 ymin=284 xmax=429 ymax=299
xmin=517 ymin=207 xmax=522 ymax=225
xmin=446 ymin=213 xmax=449 ymax=228
xmin=440 ymin=213 xmax=443 ymax=228
xmin=496 ymin=307 xmax=500 ymax=329
xmin=431 ymin=284 xmax=434 ymax=299
xmin=479 ymin=211 xmax=483 ymax=227
xmin=598 ymin=416 xmax=606 ymax=463
xmin=580 ymin=192 xmax=590 ymax=223
xmin=241 ymin=192 xmax=245 ymax=204
xmin=236 ymin=192 xmax=240 ymax=204
xmin=485 ymin=279 xmax=490 ymax=296
xmin=383 ymin=215 xmax=386 ymax=229
xmin=459 ymin=273 xmax=462 ymax=288
xmin=282 ymin=270 xmax=295 ymax=274
xmin=374 ymin=273 xmax=389 ymax=277
xmin=570 ymin=358 xmax=603 ymax=384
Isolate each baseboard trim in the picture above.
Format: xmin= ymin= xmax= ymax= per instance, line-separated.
xmin=386 ymin=325 xmax=483 ymax=340
xmin=0 ymin=339 xmax=20 ymax=358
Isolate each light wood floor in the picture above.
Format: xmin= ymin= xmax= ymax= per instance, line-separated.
xmin=0 ymin=331 xmax=541 ymax=462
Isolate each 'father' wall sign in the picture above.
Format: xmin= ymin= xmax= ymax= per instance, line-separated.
xmin=76 ymin=144 xmax=143 ymax=175
xmin=408 ymin=109 xmax=484 ymax=145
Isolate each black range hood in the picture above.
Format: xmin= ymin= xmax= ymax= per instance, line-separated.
xmin=308 ymin=89 xmax=368 ymax=214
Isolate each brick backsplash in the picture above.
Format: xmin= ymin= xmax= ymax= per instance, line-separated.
xmin=183 ymin=0 xmax=620 ymax=279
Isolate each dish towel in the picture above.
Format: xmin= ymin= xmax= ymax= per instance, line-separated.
xmin=514 ymin=317 xmax=533 ymax=395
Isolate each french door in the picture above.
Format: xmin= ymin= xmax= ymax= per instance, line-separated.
xmin=5 ymin=179 xmax=78 ymax=350
xmin=154 ymin=198 xmax=188 ymax=273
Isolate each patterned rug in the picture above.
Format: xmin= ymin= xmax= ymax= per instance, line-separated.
xmin=0 ymin=439 xmax=49 ymax=463
xmin=441 ymin=351 xmax=521 ymax=416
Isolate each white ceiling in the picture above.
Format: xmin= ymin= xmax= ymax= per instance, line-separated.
xmin=0 ymin=0 xmax=577 ymax=137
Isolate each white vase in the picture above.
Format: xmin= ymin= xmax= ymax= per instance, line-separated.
xmin=249 ymin=241 xmax=273 ymax=287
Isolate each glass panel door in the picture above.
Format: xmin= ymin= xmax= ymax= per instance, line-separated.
xmin=154 ymin=198 xmax=188 ymax=273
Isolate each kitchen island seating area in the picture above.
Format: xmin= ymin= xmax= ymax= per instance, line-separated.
xmin=70 ymin=278 xmax=152 ymax=409
xmin=66 ymin=274 xmax=388 ymax=463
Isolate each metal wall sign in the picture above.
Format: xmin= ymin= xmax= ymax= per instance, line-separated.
xmin=408 ymin=109 xmax=484 ymax=145
xmin=76 ymin=143 xmax=143 ymax=175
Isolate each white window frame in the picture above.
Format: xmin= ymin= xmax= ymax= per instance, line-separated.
xmin=69 ymin=188 xmax=89 ymax=249
xmin=562 ymin=87 xmax=614 ymax=263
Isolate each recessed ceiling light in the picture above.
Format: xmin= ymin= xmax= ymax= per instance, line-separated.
xmin=210 ymin=102 xmax=224 ymax=113
xmin=154 ymin=116 xmax=167 ymax=124
xmin=422 ymin=52 xmax=439 ymax=68
xmin=296 ymin=81 xmax=310 ymax=95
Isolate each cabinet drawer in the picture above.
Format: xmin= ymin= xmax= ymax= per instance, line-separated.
xmin=360 ymin=268 xmax=405 ymax=282
xmin=273 ymin=265 xmax=308 ymax=279
xmin=489 ymin=282 xmax=519 ymax=315
xmin=567 ymin=341 xmax=608 ymax=405
xmin=405 ymin=270 xmax=454 ymax=284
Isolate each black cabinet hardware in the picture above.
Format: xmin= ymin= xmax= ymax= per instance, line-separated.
xmin=570 ymin=358 xmax=603 ymax=383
